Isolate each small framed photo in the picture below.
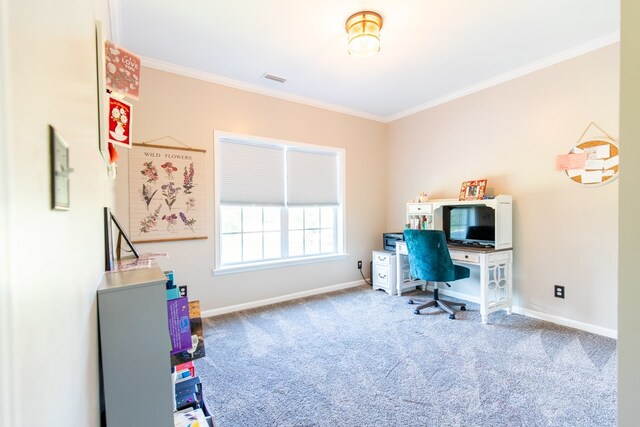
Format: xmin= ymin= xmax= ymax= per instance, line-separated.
xmin=459 ymin=179 xmax=487 ymax=201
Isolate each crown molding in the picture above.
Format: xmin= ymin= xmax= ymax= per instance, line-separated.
xmin=140 ymin=57 xmax=387 ymax=123
xmin=385 ymin=31 xmax=620 ymax=123
xmin=135 ymin=32 xmax=618 ymax=124
xmin=107 ymin=0 xmax=122 ymax=43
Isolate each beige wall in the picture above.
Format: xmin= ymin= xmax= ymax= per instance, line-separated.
xmin=2 ymin=0 xmax=113 ymax=425
xmin=116 ymin=67 xmax=388 ymax=311
xmin=388 ymin=45 xmax=620 ymax=333
xmin=618 ymin=0 xmax=640 ymax=424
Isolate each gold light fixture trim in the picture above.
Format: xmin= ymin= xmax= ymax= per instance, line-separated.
xmin=345 ymin=11 xmax=383 ymax=56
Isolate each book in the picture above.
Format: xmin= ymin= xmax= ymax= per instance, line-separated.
xmin=166 ymin=287 xmax=181 ymax=300
xmin=171 ymin=301 xmax=206 ymax=366
xmin=176 ymin=392 xmax=199 ymax=411
xmin=175 ymin=361 xmax=195 ymax=377
xmin=175 ymin=368 xmax=192 ymax=381
xmin=167 ymin=297 xmax=193 ymax=354
xmin=173 ymin=408 xmax=207 ymax=427
xmin=164 ymin=270 xmax=175 ymax=289
xmin=175 ymin=376 xmax=201 ymax=395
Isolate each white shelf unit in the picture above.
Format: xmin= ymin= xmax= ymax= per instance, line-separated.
xmin=406 ymin=195 xmax=512 ymax=250
xmin=406 ymin=203 xmax=434 ymax=230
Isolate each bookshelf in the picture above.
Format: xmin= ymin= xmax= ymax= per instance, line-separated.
xmin=97 ymin=262 xmax=174 ymax=426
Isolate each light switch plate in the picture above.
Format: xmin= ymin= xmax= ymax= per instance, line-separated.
xmin=49 ymin=125 xmax=72 ymax=210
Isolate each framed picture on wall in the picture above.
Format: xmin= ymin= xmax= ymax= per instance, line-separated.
xmin=107 ymin=96 xmax=133 ymax=148
xmin=459 ymin=179 xmax=487 ymax=201
xmin=128 ymin=143 xmax=207 ymax=243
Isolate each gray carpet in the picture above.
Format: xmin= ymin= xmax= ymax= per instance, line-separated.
xmin=194 ymin=285 xmax=616 ymax=427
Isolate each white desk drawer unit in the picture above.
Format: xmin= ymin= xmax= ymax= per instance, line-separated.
xmin=373 ymin=251 xmax=393 ymax=265
xmin=372 ymin=250 xmax=396 ymax=295
xmin=450 ymin=251 xmax=480 ymax=264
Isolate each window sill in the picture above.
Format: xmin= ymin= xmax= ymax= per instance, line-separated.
xmin=213 ymin=253 xmax=349 ymax=275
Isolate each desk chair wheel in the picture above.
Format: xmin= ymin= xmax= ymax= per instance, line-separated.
xmin=408 ymin=300 xmax=414 ymax=305
xmin=460 ymin=305 xmax=466 ymax=311
xmin=449 ymin=314 xmax=456 ymax=320
xmin=414 ymin=309 xmax=420 ymax=315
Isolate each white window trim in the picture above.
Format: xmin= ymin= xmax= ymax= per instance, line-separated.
xmin=213 ymin=253 xmax=349 ymax=275
xmin=213 ymin=130 xmax=346 ymax=273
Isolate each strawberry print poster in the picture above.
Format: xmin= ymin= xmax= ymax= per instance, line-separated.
xmin=129 ymin=144 xmax=206 ymax=243
xmin=108 ymin=96 xmax=132 ymax=148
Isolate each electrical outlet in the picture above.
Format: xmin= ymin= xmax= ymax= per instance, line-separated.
xmin=357 ymin=260 xmax=362 ymax=269
xmin=554 ymin=285 xmax=565 ymax=299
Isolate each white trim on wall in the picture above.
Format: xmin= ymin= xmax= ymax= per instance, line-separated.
xmin=331 ymin=277 xmax=617 ymax=341
xmin=0 ymin=0 xmax=14 ymax=423
xmin=201 ymin=280 xmax=616 ymax=338
xmin=201 ymin=279 xmax=366 ymax=318
xmin=107 ymin=0 xmax=122 ymax=43
xmin=434 ymin=287 xmax=616 ymax=338
xmin=511 ymin=306 xmax=617 ymax=339
xmin=386 ymin=32 xmax=620 ymax=122
xmin=142 ymin=57 xmax=386 ymax=123
xmin=138 ymin=33 xmax=618 ymax=125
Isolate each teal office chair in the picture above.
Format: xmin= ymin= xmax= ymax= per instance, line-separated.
xmin=403 ymin=229 xmax=470 ymax=319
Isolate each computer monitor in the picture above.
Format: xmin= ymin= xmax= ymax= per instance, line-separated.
xmin=443 ymin=205 xmax=495 ymax=246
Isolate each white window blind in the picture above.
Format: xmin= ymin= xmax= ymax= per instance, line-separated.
xmin=218 ymin=140 xmax=285 ymax=205
xmin=287 ymin=149 xmax=338 ymax=205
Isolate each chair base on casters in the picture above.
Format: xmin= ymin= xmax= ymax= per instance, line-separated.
xmin=408 ymin=284 xmax=466 ymax=320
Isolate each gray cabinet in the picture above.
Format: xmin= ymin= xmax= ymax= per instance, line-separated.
xmin=98 ymin=263 xmax=173 ymax=426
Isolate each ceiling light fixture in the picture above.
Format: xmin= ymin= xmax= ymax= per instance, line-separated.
xmin=345 ymin=11 xmax=383 ymax=56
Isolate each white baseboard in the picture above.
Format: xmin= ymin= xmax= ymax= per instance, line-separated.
xmin=201 ymin=280 xmax=366 ymax=318
xmin=201 ymin=280 xmax=617 ymax=339
xmin=511 ymin=306 xmax=617 ymax=339
xmin=427 ymin=286 xmax=616 ymax=339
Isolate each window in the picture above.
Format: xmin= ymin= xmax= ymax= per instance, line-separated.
xmin=288 ymin=207 xmax=336 ymax=256
xmin=215 ymin=132 xmax=345 ymax=272
xmin=220 ymin=206 xmax=282 ymax=264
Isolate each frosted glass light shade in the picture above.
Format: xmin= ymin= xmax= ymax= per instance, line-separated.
xmin=345 ymin=11 xmax=383 ymax=56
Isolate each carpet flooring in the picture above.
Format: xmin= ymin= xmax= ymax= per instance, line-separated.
xmin=194 ymin=285 xmax=617 ymax=427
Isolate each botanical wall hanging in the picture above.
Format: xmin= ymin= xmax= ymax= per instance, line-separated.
xmin=129 ymin=141 xmax=206 ymax=243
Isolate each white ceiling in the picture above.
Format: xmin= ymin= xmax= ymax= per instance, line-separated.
xmin=114 ymin=0 xmax=619 ymax=122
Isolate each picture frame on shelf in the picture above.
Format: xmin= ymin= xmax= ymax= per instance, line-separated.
xmin=459 ymin=179 xmax=487 ymax=201
xmin=104 ymin=206 xmax=140 ymax=271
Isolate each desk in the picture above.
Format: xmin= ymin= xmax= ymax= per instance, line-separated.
xmin=395 ymin=241 xmax=512 ymax=323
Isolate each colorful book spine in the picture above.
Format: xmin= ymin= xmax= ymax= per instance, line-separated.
xmin=167 ymin=297 xmax=192 ymax=354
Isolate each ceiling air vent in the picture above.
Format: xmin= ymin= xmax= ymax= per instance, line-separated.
xmin=263 ymin=73 xmax=287 ymax=83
